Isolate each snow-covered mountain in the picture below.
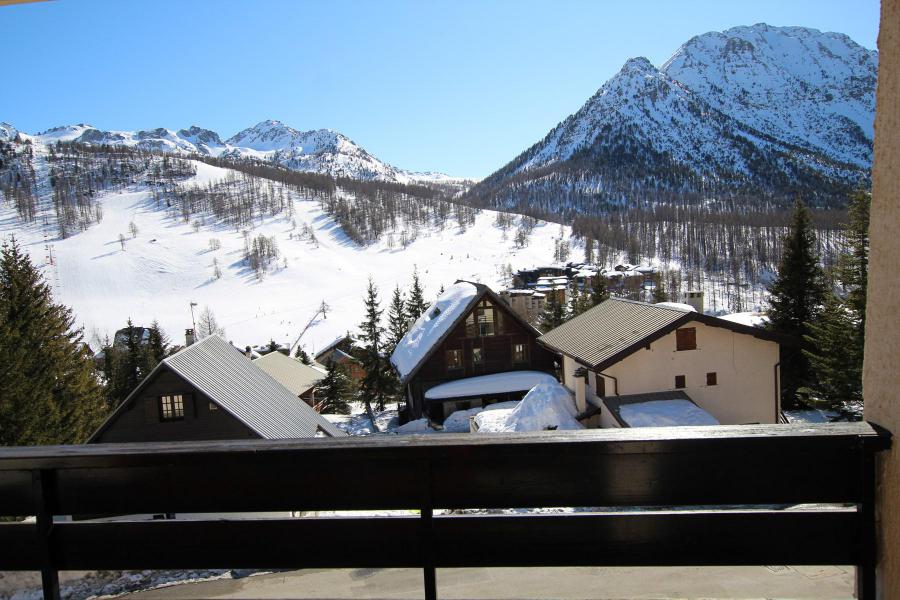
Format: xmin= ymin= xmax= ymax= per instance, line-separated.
xmin=18 ymin=120 xmax=461 ymax=185
xmin=0 ymin=142 xmax=562 ymax=352
xmin=468 ymin=24 xmax=876 ymax=215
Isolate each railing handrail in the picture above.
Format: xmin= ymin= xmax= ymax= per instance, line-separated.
xmin=0 ymin=422 xmax=890 ymax=600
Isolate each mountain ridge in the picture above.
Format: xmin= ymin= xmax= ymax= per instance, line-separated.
xmin=465 ymin=23 xmax=876 ymax=216
xmin=12 ymin=120 xmax=464 ymax=186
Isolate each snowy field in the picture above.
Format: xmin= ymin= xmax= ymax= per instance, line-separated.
xmin=1 ymin=159 xmax=569 ymax=354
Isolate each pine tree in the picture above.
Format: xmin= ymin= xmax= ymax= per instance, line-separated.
xmin=803 ymin=294 xmax=861 ymax=411
xmin=804 ymin=191 xmax=869 ymax=415
xmin=0 ymin=237 xmax=106 ymax=445
xmin=121 ymin=318 xmax=142 ymax=397
xmin=766 ymin=199 xmax=826 ymax=407
xmin=358 ymin=278 xmax=391 ymax=420
xmin=539 ymin=292 xmax=567 ymax=333
xmin=836 ymin=191 xmax=869 ymax=331
xmin=385 ymin=285 xmax=407 ymax=356
xmin=295 ymin=347 xmax=312 ymax=364
xmin=652 ymin=273 xmax=668 ymax=303
xmin=316 ymin=360 xmax=351 ymax=415
xmin=144 ymin=320 xmax=169 ymax=371
xmin=406 ymin=268 xmax=428 ymax=325
xmin=590 ymin=273 xmax=610 ymax=305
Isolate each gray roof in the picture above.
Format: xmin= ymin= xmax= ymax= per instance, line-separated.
xmin=538 ymin=298 xmax=691 ymax=369
xmin=164 ymin=336 xmax=344 ymax=438
xmin=538 ymin=298 xmax=783 ymax=371
xmin=254 ymin=351 xmax=325 ymax=396
xmin=90 ymin=336 xmax=345 ymax=441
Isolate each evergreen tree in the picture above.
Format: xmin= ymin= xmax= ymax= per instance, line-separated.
xmin=803 ymin=294 xmax=861 ymax=411
xmin=590 ymin=273 xmax=610 ymax=305
xmin=126 ymin=319 xmax=144 ymax=388
xmin=358 ymin=278 xmax=392 ymax=420
xmin=539 ymin=292 xmax=567 ymax=333
xmin=143 ymin=320 xmax=169 ymax=373
xmin=804 ymin=191 xmax=869 ymax=415
xmin=385 ymin=285 xmax=407 ymax=356
xmin=652 ymin=273 xmax=668 ymax=303
xmin=406 ymin=268 xmax=428 ymax=325
xmin=316 ymin=360 xmax=351 ymax=415
xmin=295 ymin=347 xmax=312 ymax=364
xmin=766 ymin=199 xmax=826 ymax=407
xmin=0 ymin=238 xmax=106 ymax=445
xmin=836 ymin=191 xmax=869 ymax=331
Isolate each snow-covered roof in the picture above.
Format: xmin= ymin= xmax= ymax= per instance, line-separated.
xmin=424 ymin=371 xmax=558 ymax=400
xmin=390 ymin=282 xmax=480 ymax=382
xmin=719 ymin=312 xmax=769 ymax=328
xmin=602 ymin=391 xmax=719 ymax=427
xmin=619 ymin=400 xmax=719 ymax=427
xmin=656 ymin=301 xmax=696 ymax=312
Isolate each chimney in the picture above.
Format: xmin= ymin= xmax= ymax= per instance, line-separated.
xmin=683 ymin=290 xmax=704 ymax=313
xmin=185 ymin=328 xmax=195 ymax=346
xmin=245 ymin=346 xmax=253 ymax=358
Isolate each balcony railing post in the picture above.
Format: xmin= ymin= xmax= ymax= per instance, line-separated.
xmin=857 ymin=441 xmax=877 ymax=599
xmin=421 ymin=459 xmax=437 ymax=600
xmin=32 ymin=469 xmax=60 ymax=600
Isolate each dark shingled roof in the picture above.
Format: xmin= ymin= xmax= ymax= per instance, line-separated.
xmin=538 ymin=298 xmax=784 ymax=371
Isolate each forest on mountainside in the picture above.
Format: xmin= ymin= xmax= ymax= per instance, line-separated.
xmin=0 ymin=139 xmax=856 ymax=314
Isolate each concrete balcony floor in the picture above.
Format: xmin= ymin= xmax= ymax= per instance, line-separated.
xmin=124 ymin=565 xmax=855 ymax=599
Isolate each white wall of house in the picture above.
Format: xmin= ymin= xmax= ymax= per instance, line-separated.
xmin=562 ymin=321 xmax=780 ymax=425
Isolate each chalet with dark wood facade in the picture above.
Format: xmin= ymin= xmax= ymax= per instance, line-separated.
xmin=89 ymin=336 xmax=345 ymax=443
xmin=391 ymin=281 xmax=557 ymax=422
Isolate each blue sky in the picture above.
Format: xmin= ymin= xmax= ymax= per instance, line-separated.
xmin=3 ymin=0 xmax=881 ymax=178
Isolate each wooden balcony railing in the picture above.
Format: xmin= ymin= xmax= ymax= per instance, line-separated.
xmin=0 ymin=422 xmax=890 ymax=599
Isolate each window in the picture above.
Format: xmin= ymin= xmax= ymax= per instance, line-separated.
xmin=706 ymin=372 xmax=717 ymax=386
xmin=676 ymin=327 xmax=697 ymax=351
xmin=466 ymin=300 xmax=496 ymax=336
xmin=159 ymin=394 xmax=184 ymax=421
xmin=512 ymin=343 xmax=529 ymax=364
xmin=472 ymin=347 xmax=483 ymax=366
xmin=446 ymin=349 xmax=463 ymax=370
xmin=209 ymin=401 xmax=219 ymax=411
xmin=675 ymin=375 xmax=686 ymax=389
xmin=595 ymin=373 xmax=606 ymax=397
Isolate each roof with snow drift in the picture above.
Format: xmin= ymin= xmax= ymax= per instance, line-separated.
xmin=538 ymin=298 xmax=784 ymax=371
xmin=89 ymin=336 xmax=345 ymax=441
xmin=424 ymin=371 xmax=558 ymax=401
xmin=602 ymin=391 xmax=719 ymax=427
xmin=390 ymin=281 xmax=542 ymax=385
xmin=253 ymin=351 xmax=325 ymax=397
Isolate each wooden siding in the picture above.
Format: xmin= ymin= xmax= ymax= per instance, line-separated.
xmin=93 ymin=366 xmax=259 ymax=443
xmin=408 ymin=298 xmax=557 ymax=418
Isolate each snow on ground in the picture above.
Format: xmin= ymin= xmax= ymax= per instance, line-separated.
xmin=783 ymin=408 xmax=841 ymax=423
xmin=323 ymin=404 xmax=400 ymax=435
xmin=618 ymin=400 xmax=720 ymax=427
xmin=474 ymin=382 xmax=583 ymax=432
xmin=391 ymin=282 xmax=478 ymax=380
xmin=424 ymin=371 xmax=558 ymax=400
xmin=1 ymin=158 xmax=569 ymax=354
